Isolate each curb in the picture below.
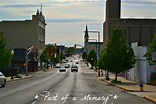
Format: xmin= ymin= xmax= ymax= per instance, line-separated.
xmin=99 ymin=77 xmax=140 ymax=92
xmin=6 ymin=75 xmax=35 ymax=82
xmin=116 ymin=86 xmax=140 ymax=92
xmin=6 ymin=70 xmax=45 ymax=82
xmin=144 ymin=96 xmax=156 ymax=103
xmin=98 ymin=75 xmax=156 ymax=103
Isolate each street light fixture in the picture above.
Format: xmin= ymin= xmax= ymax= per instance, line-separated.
xmin=88 ymin=39 xmax=97 ymax=57
xmin=84 ymin=30 xmax=100 ymax=76
xmin=10 ymin=50 xmax=14 ymax=79
xmin=84 ymin=30 xmax=100 ymax=59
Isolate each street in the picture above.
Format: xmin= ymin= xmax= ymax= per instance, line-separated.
xmin=0 ymin=61 xmax=154 ymax=104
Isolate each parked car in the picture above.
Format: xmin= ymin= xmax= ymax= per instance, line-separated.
xmin=55 ymin=64 xmax=60 ymax=68
xmin=71 ymin=64 xmax=78 ymax=72
xmin=59 ymin=66 xmax=66 ymax=72
xmin=0 ymin=71 xmax=6 ymax=87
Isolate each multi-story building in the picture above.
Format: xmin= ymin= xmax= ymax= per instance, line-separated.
xmin=103 ymin=0 xmax=156 ymax=83
xmin=0 ymin=10 xmax=46 ymax=72
xmin=103 ymin=0 xmax=156 ymax=47
xmin=0 ymin=10 xmax=46 ymax=55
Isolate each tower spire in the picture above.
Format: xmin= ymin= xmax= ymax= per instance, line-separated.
xmin=84 ymin=23 xmax=89 ymax=38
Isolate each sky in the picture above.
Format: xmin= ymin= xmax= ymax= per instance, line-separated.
xmin=0 ymin=0 xmax=156 ymax=47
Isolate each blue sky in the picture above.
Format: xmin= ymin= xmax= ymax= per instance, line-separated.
xmin=0 ymin=0 xmax=156 ymax=47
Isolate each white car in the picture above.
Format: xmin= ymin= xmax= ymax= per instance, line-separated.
xmin=59 ymin=66 xmax=66 ymax=72
xmin=0 ymin=71 xmax=6 ymax=87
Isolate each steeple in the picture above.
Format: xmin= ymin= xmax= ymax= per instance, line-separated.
xmin=84 ymin=24 xmax=89 ymax=38
xmin=84 ymin=24 xmax=89 ymax=55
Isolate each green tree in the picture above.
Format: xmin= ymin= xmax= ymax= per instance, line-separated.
xmin=45 ymin=44 xmax=54 ymax=61
xmin=0 ymin=32 xmax=13 ymax=68
xmin=102 ymin=27 xmax=136 ymax=81
xmin=40 ymin=49 xmax=49 ymax=66
xmin=144 ymin=34 xmax=156 ymax=65
xmin=59 ymin=52 xmax=65 ymax=62
xmin=82 ymin=51 xmax=87 ymax=61
xmin=67 ymin=47 xmax=75 ymax=56
xmin=98 ymin=50 xmax=105 ymax=70
xmin=87 ymin=49 xmax=97 ymax=69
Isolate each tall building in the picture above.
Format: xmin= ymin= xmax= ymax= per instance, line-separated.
xmin=0 ymin=10 xmax=46 ymax=55
xmin=103 ymin=0 xmax=156 ymax=47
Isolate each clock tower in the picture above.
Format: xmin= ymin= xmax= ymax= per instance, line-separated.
xmin=84 ymin=24 xmax=89 ymax=54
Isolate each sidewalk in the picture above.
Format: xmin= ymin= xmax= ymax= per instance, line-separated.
xmin=98 ymin=73 xmax=156 ymax=103
xmin=6 ymin=69 xmax=45 ymax=82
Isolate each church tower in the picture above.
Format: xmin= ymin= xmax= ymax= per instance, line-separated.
xmin=106 ymin=0 xmax=121 ymax=20
xmin=84 ymin=24 xmax=89 ymax=54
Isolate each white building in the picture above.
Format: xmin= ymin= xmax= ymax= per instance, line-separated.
xmin=127 ymin=42 xmax=156 ymax=83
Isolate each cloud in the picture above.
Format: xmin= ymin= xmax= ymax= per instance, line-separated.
xmin=0 ymin=4 xmax=40 ymax=8
xmin=122 ymin=0 xmax=156 ymax=4
xmin=47 ymin=18 xmax=94 ymax=23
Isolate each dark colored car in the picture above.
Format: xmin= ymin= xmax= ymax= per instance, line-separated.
xmin=71 ymin=64 xmax=78 ymax=72
xmin=64 ymin=63 xmax=70 ymax=68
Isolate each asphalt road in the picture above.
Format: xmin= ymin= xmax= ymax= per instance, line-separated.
xmin=0 ymin=61 xmax=154 ymax=104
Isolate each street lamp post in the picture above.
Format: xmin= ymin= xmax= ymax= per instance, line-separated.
xmin=84 ymin=30 xmax=100 ymax=76
xmin=25 ymin=51 xmax=28 ymax=76
xmin=88 ymin=31 xmax=100 ymax=58
xmin=84 ymin=30 xmax=100 ymax=59
xmin=10 ymin=50 xmax=14 ymax=79
xmin=88 ymin=39 xmax=97 ymax=57
xmin=25 ymin=45 xmax=34 ymax=76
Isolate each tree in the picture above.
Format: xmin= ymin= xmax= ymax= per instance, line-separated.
xmin=144 ymin=34 xmax=156 ymax=65
xmin=67 ymin=47 xmax=75 ymax=56
xmin=87 ymin=49 xmax=97 ymax=69
xmin=98 ymin=50 xmax=105 ymax=70
xmin=59 ymin=51 xmax=65 ymax=62
xmin=45 ymin=44 xmax=55 ymax=61
xmin=102 ymin=27 xmax=136 ymax=81
xmin=82 ymin=52 xmax=87 ymax=61
xmin=0 ymin=32 xmax=13 ymax=69
xmin=40 ymin=49 xmax=49 ymax=69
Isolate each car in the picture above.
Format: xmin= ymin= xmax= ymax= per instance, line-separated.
xmin=64 ymin=63 xmax=70 ymax=68
xmin=71 ymin=64 xmax=78 ymax=72
xmin=59 ymin=66 xmax=66 ymax=72
xmin=55 ymin=64 xmax=60 ymax=68
xmin=65 ymin=59 xmax=69 ymax=62
xmin=0 ymin=71 xmax=6 ymax=87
